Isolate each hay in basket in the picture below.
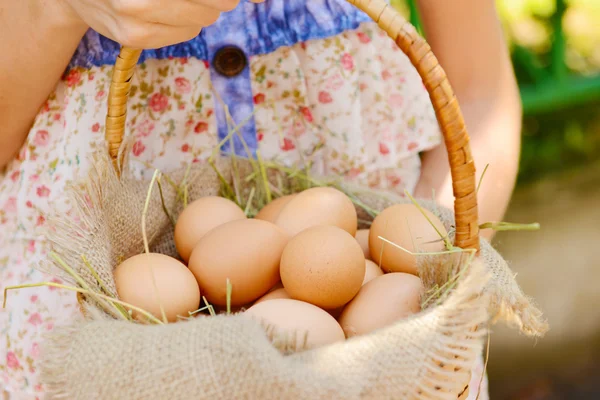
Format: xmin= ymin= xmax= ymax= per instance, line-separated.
xmin=3 ymin=1 xmax=548 ymax=398
xmin=6 ymin=149 xmax=545 ymax=400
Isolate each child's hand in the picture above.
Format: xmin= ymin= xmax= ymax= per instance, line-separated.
xmin=62 ymin=0 xmax=264 ymax=49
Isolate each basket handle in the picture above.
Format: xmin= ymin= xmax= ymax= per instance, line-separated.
xmin=104 ymin=0 xmax=480 ymax=251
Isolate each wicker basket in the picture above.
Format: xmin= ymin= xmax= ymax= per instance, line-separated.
xmin=77 ymin=0 xmax=482 ymax=398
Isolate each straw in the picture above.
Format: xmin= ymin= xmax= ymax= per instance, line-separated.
xmin=4 ymin=282 xmax=163 ymax=325
xmin=142 ymin=170 xmax=168 ymax=324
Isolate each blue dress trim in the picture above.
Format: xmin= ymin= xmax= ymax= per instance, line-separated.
xmin=68 ymin=0 xmax=371 ymax=69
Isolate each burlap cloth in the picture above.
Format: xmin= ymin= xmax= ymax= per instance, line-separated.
xmin=39 ymin=153 xmax=548 ymax=399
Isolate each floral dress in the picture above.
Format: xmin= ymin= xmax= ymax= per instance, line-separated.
xmin=0 ymin=1 xmax=487 ymax=398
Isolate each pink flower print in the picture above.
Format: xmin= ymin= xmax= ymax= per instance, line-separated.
xmin=289 ymin=120 xmax=306 ymax=138
xmin=253 ymin=93 xmax=266 ymax=105
xmin=202 ymin=60 xmax=209 ymax=69
xmin=6 ymin=352 xmax=21 ymax=370
xmin=30 ymin=295 xmax=39 ymax=303
xmin=4 ymin=197 xmax=17 ymax=213
xmin=36 ymin=185 xmax=50 ymax=197
xmin=347 ymin=168 xmax=362 ymax=179
xmin=174 ymin=77 xmax=192 ymax=94
xmin=178 ymin=103 xmax=186 ymax=110
xmin=136 ymin=120 xmax=155 ymax=137
xmin=325 ymin=74 xmax=344 ymax=91
xmin=389 ymin=94 xmax=404 ymax=108
xmin=36 ymin=215 xmax=46 ymax=226
xmin=9 ymin=169 xmax=20 ymax=181
xmin=30 ymin=343 xmax=40 ymax=359
xmin=48 ymin=277 xmax=62 ymax=291
xmin=132 ymin=140 xmax=146 ymax=156
xmin=207 ymin=109 xmax=213 ymax=117
xmin=88 ymin=72 xmax=95 ymax=81
xmin=148 ymin=93 xmax=169 ymax=113
xmin=28 ymin=312 xmax=43 ymax=326
xmin=407 ymin=142 xmax=419 ymax=151
xmin=194 ymin=122 xmax=208 ymax=134
xmin=26 ymin=200 xmax=33 ymax=208
xmin=181 ymin=143 xmax=190 ymax=153
xmin=33 ymin=130 xmax=50 ymax=147
xmin=379 ymin=142 xmax=390 ymax=155
xmin=341 ymin=53 xmax=354 ymax=71
xmin=95 ymin=90 xmax=106 ymax=102
xmin=357 ymin=31 xmax=371 ymax=43
xmin=27 ymin=240 xmax=36 ymax=253
xmin=382 ymin=70 xmax=392 ymax=80
xmin=257 ymin=132 xmax=264 ymax=141
xmin=387 ymin=175 xmax=401 ymax=186
xmin=299 ymin=106 xmax=313 ymax=123
xmin=65 ymin=69 xmax=81 ymax=87
xmin=318 ymin=91 xmax=333 ymax=104
xmin=46 ymin=322 xmax=54 ymax=331
xmin=91 ymin=123 xmax=101 ymax=133
xmin=53 ymin=113 xmax=61 ymax=121
xmin=281 ymin=138 xmax=296 ymax=151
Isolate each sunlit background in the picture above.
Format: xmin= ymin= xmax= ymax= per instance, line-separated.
xmin=391 ymin=1 xmax=600 ymax=398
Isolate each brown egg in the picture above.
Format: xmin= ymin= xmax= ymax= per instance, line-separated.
xmin=245 ymin=299 xmax=345 ymax=350
xmin=355 ymin=229 xmax=372 ymax=260
xmin=255 ymin=195 xmax=296 ymax=223
xmin=254 ymin=288 xmax=291 ymax=305
xmin=188 ymin=219 xmax=288 ymax=307
xmin=280 ymin=225 xmax=365 ymax=309
xmin=369 ymin=204 xmax=447 ymax=275
xmin=362 ymin=260 xmax=384 ymax=286
xmin=174 ymin=196 xmax=246 ymax=262
xmin=267 ymin=281 xmax=284 ymax=293
xmin=114 ymin=253 xmax=201 ymax=323
xmin=275 ymin=187 xmax=358 ymax=237
xmin=338 ymin=273 xmax=423 ymax=338
xmin=326 ymin=306 xmax=345 ymax=319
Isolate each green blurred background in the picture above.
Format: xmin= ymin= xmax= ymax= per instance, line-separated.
xmin=391 ymin=1 xmax=600 ymax=399
xmin=392 ymin=0 xmax=600 ymax=184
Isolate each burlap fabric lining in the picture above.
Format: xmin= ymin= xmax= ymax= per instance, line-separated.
xmin=39 ymin=152 xmax=548 ymax=399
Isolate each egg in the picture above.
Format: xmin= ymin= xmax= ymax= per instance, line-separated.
xmin=267 ymin=281 xmax=284 ymax=293
xmin=338 ymin=273 xmax=423 ymax=338
xmin=254 ymin=288 xmax=291 ymax=305
xmin=188 ymin=219 xmax=288 ymax=307
xmin=362 ymin=260 xmax=384 ymax=286
xmin=255 ymin=195 xmax=296 ymax=223
xmin=280 ymin=225 xmax=365 ymax=309
xmin=114 ymin=253 xmax=201 ymax=322
xmin=355 ymin=229 xmax=372 ymax=260
xmin=174 ymin=196 xmax=246 ymax=262
xmin=245 ymin=299 xmax=345 ymax=350
xmin=275 ymin=187 xmax=358 ymax=237
xmin=369 ymin=204 xmax=447 ymax=275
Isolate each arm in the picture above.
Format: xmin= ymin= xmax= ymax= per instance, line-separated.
xmin=0 ymin=0 xmax=88 ymax=168
xmin=412 ymin=0 xmax=522 ymax=240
